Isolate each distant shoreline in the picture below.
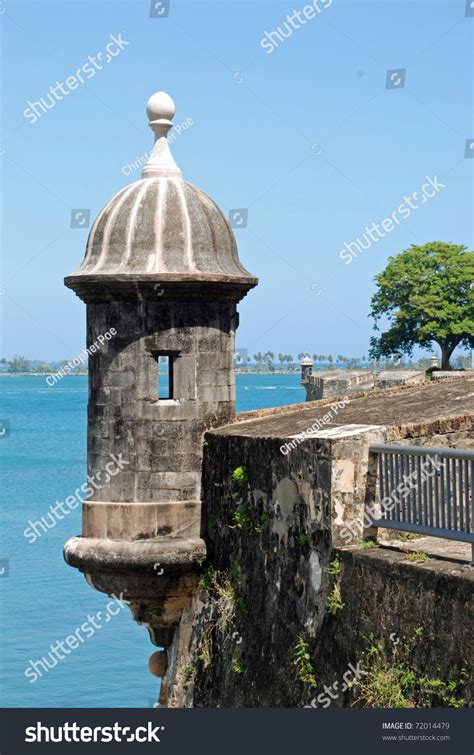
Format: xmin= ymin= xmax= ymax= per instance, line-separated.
xmin=0 ymin=370 xmax=340 ymax=377
xmin=0 ymin=366 xmax=433 ymax=378
xmin=0 ymin=369 xmax=301 ymax=376
xmin=0 ymin=372 xmax=87 ymax=377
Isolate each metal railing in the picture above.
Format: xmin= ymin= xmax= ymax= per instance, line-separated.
xmin=369 ymin=444 xmax=474 ymax=564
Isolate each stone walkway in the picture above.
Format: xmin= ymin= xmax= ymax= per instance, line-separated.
xmin=225 ymin=375 xmax=474 ymax=438
xmin=384 ymin=535 xmax=472 ymax=564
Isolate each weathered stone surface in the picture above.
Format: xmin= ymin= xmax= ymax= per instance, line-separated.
xmin=63 ymin=534 xmax=206 ymax=602
xmin=161 ymin=394 xmax=474 ymax=708
xmin=82 ymin=500 xmax=201 ymax=540
xmin=63 ymin=93 xmax=258 ymax=667
xmin=432 ymin=370 xmax=474 ymax=381
xmin=377 ymin=370 xmax=425 ymax=389
xmin=64 ymin=535 xmax=206 ymax=572
xmin=303 ymin=369 xmax=374 ymax=401
xmin=325 ymin=548 xmax=474 ymax=705
xmin=66 ymin=180 xmax=257 ymax=290
xmin=84 ymin=299 xmax=240 ymax=504
xmin=149 ymin=651 xmax=168 ymax=677
xmin=220 ymin=376 xmax=474 ymax=439
xmin=301 ymin=369 xmax=426 ymax=401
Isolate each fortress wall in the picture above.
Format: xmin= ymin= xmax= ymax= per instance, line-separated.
xmin=161 ymin=413 xmax=473 ymax=707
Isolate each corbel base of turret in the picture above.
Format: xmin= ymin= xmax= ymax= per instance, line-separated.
xmin=64 ymin=533 xmax=206 ymax=705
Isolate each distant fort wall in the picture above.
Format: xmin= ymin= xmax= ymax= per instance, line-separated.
xmin=301 ymin=368 xmax=426 ymax=401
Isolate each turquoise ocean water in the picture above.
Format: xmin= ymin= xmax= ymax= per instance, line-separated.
xmin=0 ymin=374 xmax=304 ymax=707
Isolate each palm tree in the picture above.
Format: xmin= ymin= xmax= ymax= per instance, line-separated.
xmin=264 ymin=351 xmax=275 ymax=371
xmin=253 ymin=353 xmax=264 ymax=372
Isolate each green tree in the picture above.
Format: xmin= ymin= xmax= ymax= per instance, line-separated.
xmin=453 ymin=354 xmax=471 ymax=369
xmin=369 ymin=242 xmax=474 ymax=370
xmin=32 ymin=363 xmax=53 ymax=373
xmin=253 ymin=353 xmax=264 ymax=371
xmin=263 ymin=351 xmax=275 ymax=371
xmin=8 ymin=355 xmax=31 ymax=373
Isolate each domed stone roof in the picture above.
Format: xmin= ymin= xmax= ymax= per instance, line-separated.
xmin=75 ymin=178 xmax=252 ymax=280
xmin=66 ymin=91 xmax=257 ymax=299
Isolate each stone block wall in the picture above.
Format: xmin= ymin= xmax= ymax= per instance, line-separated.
xmin=84 ymin=298 xmax=237 ymax=539
xmin=303 ymin=371 xmax=374 ymax=401
xmin=161 ymin=414 xmax=473 ymax=707
xmin=303 ymin=370 xmax=426 ymax=402
xmin=376 ymin=370 xmax=425 ymax=389
xmin=164 ymin=431 xmax=336 ymax=707
xmin=314 ymin=548 xmax=474 ymax=708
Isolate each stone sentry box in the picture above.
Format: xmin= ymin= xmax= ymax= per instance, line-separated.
xmin=82 ymin=298 xmax=239 ymax=541
xmin=63 ymin=92 xmax=257 ymax=648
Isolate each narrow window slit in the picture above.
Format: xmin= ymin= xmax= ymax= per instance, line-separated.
xmin=157 ymin=355 xmax=173 ymax=400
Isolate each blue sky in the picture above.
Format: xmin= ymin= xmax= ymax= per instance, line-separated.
xmin=1 ymin=0 xmax=472 ymax=361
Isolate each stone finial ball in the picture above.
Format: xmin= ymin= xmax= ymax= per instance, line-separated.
xmin=146 ymin=91 xmax=175 ymax=122
xmin=148 ymin=650 xmax=168 ymax=677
